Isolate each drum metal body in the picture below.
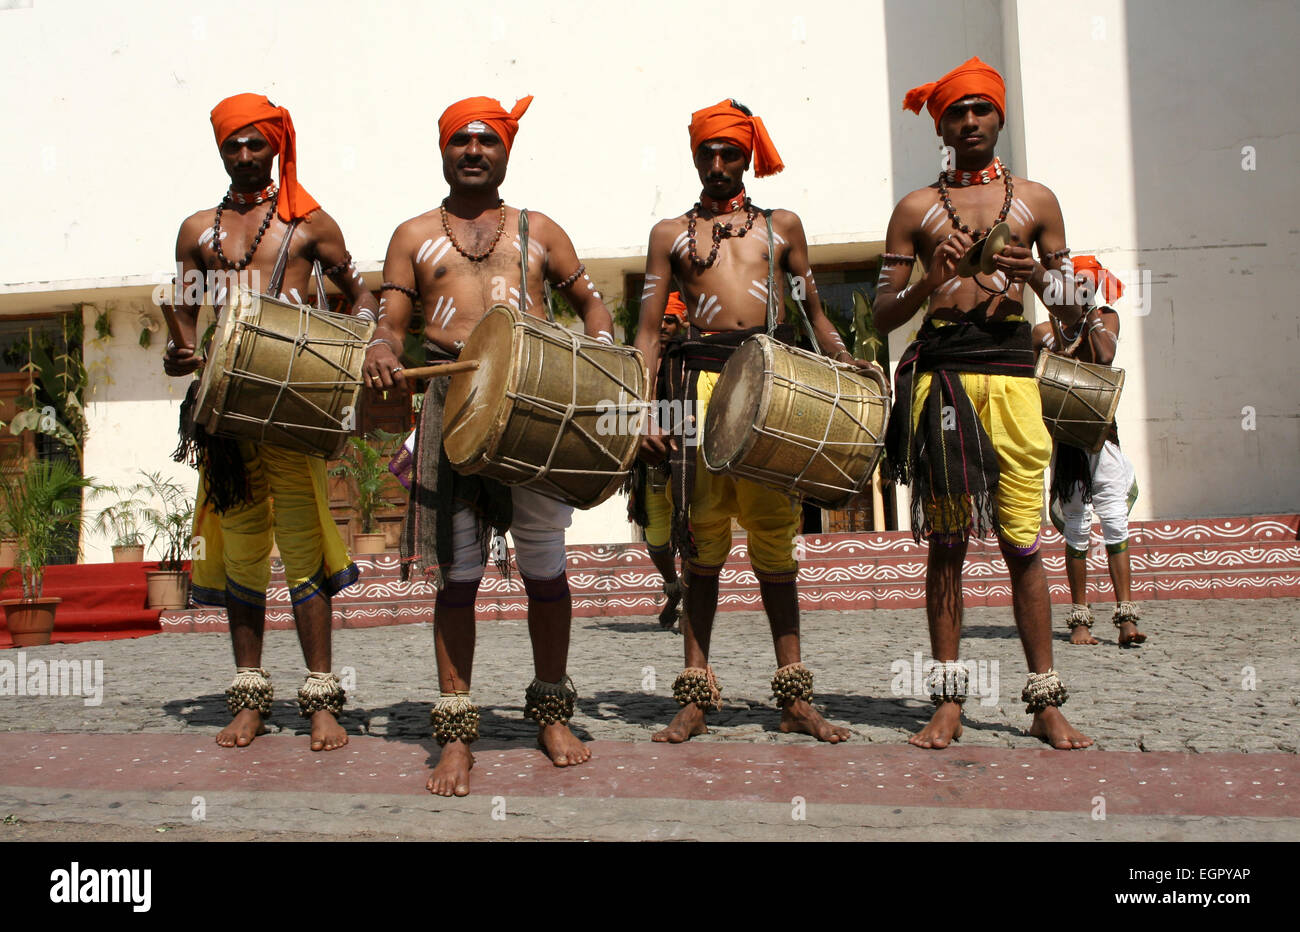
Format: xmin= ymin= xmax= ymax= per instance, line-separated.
xmin=193 ymin=286 xmax=374 ymax=459
xmin=702 ymin=335 xmax=891 ymax=510
xmin=442 ymin=305 xmax=645 ymax=509
xmin=1035 ymin=352 xmax=1125 ymax=454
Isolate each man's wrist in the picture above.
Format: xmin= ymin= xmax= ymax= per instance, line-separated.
xmin=367 ymin=333 xmax=401 ymax=352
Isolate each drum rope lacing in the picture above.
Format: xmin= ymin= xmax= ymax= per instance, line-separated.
xmin=500 ymin=319 xmax=633 ymax=483
xmin=744 ymin=349 xmax=886 ymax=497
xmin=217 ymin=295 xmax=369 ymax=444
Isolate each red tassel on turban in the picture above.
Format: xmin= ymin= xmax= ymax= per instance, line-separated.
xmin=438 ymin=95 xmax=534 ymax=154
xmin=688 ymin=100 xmax=784 ymax=178
xmin=1072 ymin=255 xmax=1125 ymax=305
xmin=210 ymin=93 xmax=319 ymax=223
xmin=903 ymin=57 xmax=1006 ymax=132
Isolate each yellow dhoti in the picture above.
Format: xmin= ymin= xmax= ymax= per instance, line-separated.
xmin=191 ymin=441 xmax=358 ymax=608
xmin=682 ymin=371 xmax=801 ymax=581
xmin=910 ymin=370 xmax=1051 ymax=553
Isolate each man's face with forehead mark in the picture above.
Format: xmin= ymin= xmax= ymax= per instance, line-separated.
xmin=443 ymin=120 xmax=509 ymax=191
xmin=694 ymin=139 xmax=748 ymax=200
xmin=220 ymin=124 xmax=275 ymax=190
xmin=938 ymin=95 xmax=1003 ymax=161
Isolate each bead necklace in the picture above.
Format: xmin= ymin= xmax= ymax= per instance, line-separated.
xmin=686 ymin=198 xmax=757 ymax=270
xmin=937 ymin=165 xmax=1013 ymax=240
xmin=212 ymin=190 xmax=278 ymax=272
xmin=440 ymin=199 xmax=507 ymax=262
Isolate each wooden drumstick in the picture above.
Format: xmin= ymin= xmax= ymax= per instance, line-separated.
xmin=398 ymin=360 xmax=480 ymax=379
xmin=158 ymin=291 xmax=189 ymax=349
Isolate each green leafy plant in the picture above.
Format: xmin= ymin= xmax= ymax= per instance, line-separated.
xmin=850 ymin=288 xmax=886 ymax=365
xmin=134 ymin=471 xmax=195 ymax=571
xmin=5 ymin=315 xmax=88 ymax=467
xmin=90 ymin=483 xmax=148 ymax=547
xmin=329 ymin=430 xmax=403 ymax=534
xmin=0 ymin=458 xmax=93 ymax=600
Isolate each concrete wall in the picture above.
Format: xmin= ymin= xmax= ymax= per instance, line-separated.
xmin=2 ymin=0 xmax=1296 ymax=558
xmin=1007 ymin=0 xmax=1300 ymax=519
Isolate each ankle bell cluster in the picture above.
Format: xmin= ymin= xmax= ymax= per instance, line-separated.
xmin=672 ymin=666 xmax=723 ymax=710
xmin=430 ymin=693 xmax=480 ymax=746
xmin=770 ymin=662 xmax=814 ymax=708
xmin=297 ymin=671 xmax=346 ymax=718
xmin=1021 ymin=670 xmax=1069 ymax=713
xmin=523 ymin=676 xmax=577 ymax=726
xmin=1065 ymin=604 xmax=1094 ymax=630
xmin=226 ymin=667 xmax=273 ymax=717
xmin=1112 ymin=601 xmax=1141 ymax=628
xmin=924 ymin=661 xmax=969 ymax=706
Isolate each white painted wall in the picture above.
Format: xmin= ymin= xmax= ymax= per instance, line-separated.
xmin=0 ymin=0 xmax=903 ymax=286
xmin=1010 ymin=0 xmax=1300 ymax=519
xmin=2 ymin=0 xmax=1296 ymax=558
xmin=79 ymin=301 xmax=199 ymax=562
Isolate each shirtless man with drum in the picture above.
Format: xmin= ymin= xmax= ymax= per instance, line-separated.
xmin=163 ymin=93 xmax=378 ymax=753
xmin=634 ymin=99 xmax=863 ymax=745
xmin=874 ymin=58 xmax=1092 ymax=750
xmin=365 ymin=95 xmax=614 ymax=797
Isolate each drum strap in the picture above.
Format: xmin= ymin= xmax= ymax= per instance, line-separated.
xmin=765 ymin=209 xmax=823 ymax=355
xmin=267 ymin=219 xmax=299 ymax=298
xmin=518 ymin=208 xmax=557 ymax=323
xmin=763 ymin=210 xmax=778 ymax=336
xmin=267 ymin=219 xmax=329 ymax=311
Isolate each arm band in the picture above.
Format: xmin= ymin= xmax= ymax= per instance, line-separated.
xmin=380 ymin=281 xmax=419 ymax=301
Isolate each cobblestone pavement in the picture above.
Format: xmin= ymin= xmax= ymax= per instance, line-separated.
xmin=1 ymin=598 xmax=1295 ymax=753
xmin=1 ymin=598 xmax=1296 ymax=843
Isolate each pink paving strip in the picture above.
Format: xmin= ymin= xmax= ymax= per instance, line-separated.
xmin=0 ymin=735 xmax=1295 ymax=818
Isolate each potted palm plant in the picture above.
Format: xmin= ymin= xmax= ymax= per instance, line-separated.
xmin=136 ymin=471 xmax=195 ymax=610
xmin=90 ymin=483 xmax=148 ymax=562
xmin=0 ymin=459 xmax=93 ymax=646
xmin=329 ymin=430 xmax=402 ymax=554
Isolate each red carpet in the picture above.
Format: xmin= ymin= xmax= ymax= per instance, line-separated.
xmin=0 ymin=561 xmax=171 ymax=648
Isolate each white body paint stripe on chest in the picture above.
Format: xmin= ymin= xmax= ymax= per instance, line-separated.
xmin=921 ymin=203 xmax=946 ymax=234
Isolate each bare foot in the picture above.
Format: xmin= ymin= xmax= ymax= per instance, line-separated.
xmin=310 ymin=710 xmax=348 ymax=752
xmin=652 ymin=703 xmax=709 ymax=743
xmin=538 ymin=722 xmax=591 ymax=767
xmin=779 ymin=699 xmax=850 ymax=742
xmin=427 ymin=740 xmax=474 ymax=796
xmin=1028 ymin=707 xmax=1093 ymax=749
xmin=216 ymin=709 xmax=266 ymax=748
xmin=1117 ymin=620 xmax=1147 ymax=648
xmin=908 ymin=701 xmax=963 ymax=749
xmin=1069 ymin=625 xmax=1100 ymax=645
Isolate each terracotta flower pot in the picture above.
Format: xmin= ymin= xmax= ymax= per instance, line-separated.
xmin=352 ymin=532 xmax=388 ymax=555
xmin=0 ymin=539 xmax=17 ymax=567
xmin=145 ymin=570 xmax=191 ymax=610
xmin=1 ymin=597 xmax=61 ymax=647
xmin=112 ymin=544 xmax=145 ymax=563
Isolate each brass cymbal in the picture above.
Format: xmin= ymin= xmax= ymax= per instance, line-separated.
xmin=955 ymin=221 xmax=1013 ymax=277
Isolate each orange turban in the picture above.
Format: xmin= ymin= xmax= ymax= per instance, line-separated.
xmin=663 ymin=291 xmax=687 ymax=321
xmin=210 ymin=93 xmax=319 ymax=223
xmin=1072 ymin=255 xmax=1125 ymax=305
xmin=688 ymin=99 xmax=784 ymax=178
xmin=903 ymin=57 xmax=1006 ymax=132
xmin=438 ymin=95 xmax=534 ymax=153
